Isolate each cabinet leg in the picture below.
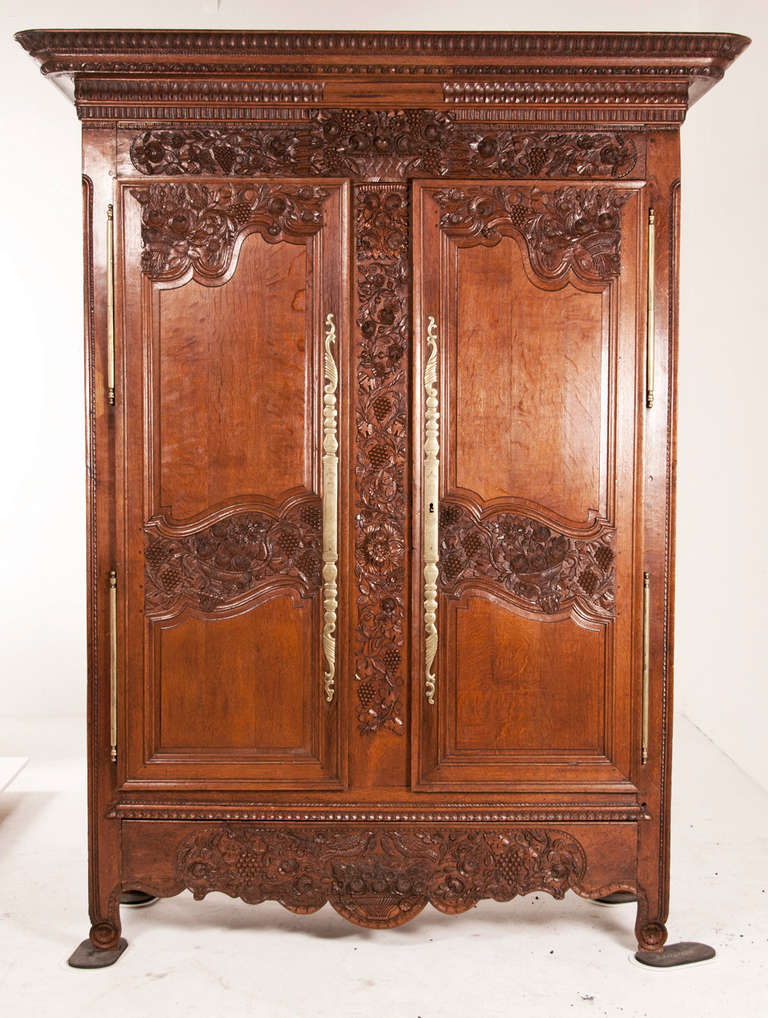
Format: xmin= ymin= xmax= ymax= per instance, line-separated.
xmin=68 ymin=886 xmax=127 ymax=969
xmin=634 ymin=903 xmax=714 ymax=967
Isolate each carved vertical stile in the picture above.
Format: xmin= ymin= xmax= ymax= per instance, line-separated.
xmin=353 ymin=185 xmax=409 ymax=734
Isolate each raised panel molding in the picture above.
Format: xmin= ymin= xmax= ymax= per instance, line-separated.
xmin=130 ymin=181 xmax=328 ymax=280
xmin=439 ymin=501 xmax=615 ymax=622
xmin=174 ymin=825 xmax=588 ymax=928
xmin=130 ymin=118 xmax=641 ymax=180
xmin=433 ymin=185 xmax=632 ymax=281
xmin=145 ymin=499 xmax=322 ymax=615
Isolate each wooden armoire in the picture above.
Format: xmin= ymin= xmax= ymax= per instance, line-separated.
xmin=17 ymin=30 xmax=748 ymax=968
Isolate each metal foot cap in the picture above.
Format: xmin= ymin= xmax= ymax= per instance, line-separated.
xmin=68 ymin=938 xmax=128 ymax=969
xmin=635 ymin=942 xmax=715 ymax=968
xmin=120 ymin=890 xmax=159 ymax=908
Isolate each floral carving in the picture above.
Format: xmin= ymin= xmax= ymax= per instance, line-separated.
xmin=131 ymin=127 xmax=306 ymax=177
xmin=433 ymin=185 xmax=632 ymax=280
xmin=308 ymin=110 xmax=452 ymax=179
xmin=175 ymin=825 xmax=587 ymax=929
xmin=130 ymin=119 xmax=638 ymax=181
xmin=460 ymin=130 xmax=637 ymax=178
xmin=145 ymin=500 xmax=322 ymax=613
xmin=130 ymin=182 xmax=328 ymax=280
xmin=353 ymin=186 xmax=409 ymax=734
xmin=439 ymin=502 xmax=615 ymax=619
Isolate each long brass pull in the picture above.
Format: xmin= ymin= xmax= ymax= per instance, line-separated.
xmin=424 ymin=315 xmax=440 ymax=705
xmin=321 ymin=312 xmax=338 ymax=703
xmin=641 ymin=572 xmax=650 ymax=765
xmin=106 ymin=204 xmax=115 ymax=406
xmin=109 ymin=569 xmax=118 ymax=763
xmin=646 ymin=207 xmax=655 ymax=409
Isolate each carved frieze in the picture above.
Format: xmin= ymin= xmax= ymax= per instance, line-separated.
xmin=130 ymin=182 xmax=328 ymax=280
xmin=130 ymin=117 xmax=640 ymax=180
xmin=439 ymin=502 xmax=616 ymax=620
xmin=175 ymin=825 xmax=587 ymax=928
xmin=433 ymin=184 xmax=632 ymax=280
xmin=353 ymin=185 xmax=409 ymax=734
xmin=145 ymin=501 xmax=322 ymax=614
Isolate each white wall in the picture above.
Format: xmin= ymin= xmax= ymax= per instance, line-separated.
xmin=2 ymin=1 xmax=765 ymax=788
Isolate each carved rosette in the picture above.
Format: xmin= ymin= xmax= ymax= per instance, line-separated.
xmin=145 ymin=500 xmax=322 ymax=614
xmin=433 ymin=185 xmax=632 ymax=280
xmin=439 ymin=502 xmax=615 ymax=620
xmin=129 ymin=117 xmax=639 ymax=182
xmin=353 ymin=186 xmax=409 ymax=734
xmin=175 ymin=825 xmax=587 ymax=928
xmin=130 ymin=181 xmax=328 ymax=280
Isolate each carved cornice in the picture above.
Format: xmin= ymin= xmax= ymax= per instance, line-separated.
xmin=433 ymin=184 xmax=631 ymax=281
xmin=16 ymin=30 xmax=749 ymax=62
xmin=16 ymin=31 xmax=749 ymax=118
xmin=145 ymin=499 xmax=322 ymax=614
xmin=130 ymin=181 xmax=328 ymax=280
xmin=173 ymin=824 xmax=588 ymax=927
xmin=130 ymin=118 xmax=641 ymax=181
xmin=439 ymin=501 xmax=615 ymax=622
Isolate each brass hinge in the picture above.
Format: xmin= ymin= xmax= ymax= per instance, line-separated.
xmin=641 ymin=571 xmax=650 ymax=765
xmin=109 ymin=569 xmax=118 ymax=763
xmin=106 ymin=204 xmax=115 ymax=406
xmin=646 ymin=207 xmax=655 ymax=410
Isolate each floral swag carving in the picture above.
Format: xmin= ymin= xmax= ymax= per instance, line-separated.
xmin=145 ymin=500 xmax=322 ymax=613
xmin=130 ymin=115 xmax=639 ymax=181
xmin=440 ymin=502 xmax=615 ymax=620
xmin=433 ymin=184 xmax=632 ymax=280
xmin=175 ymin=825 xmax=587 ymax=929
xmin=130 ymin=182 xmax=328 ymax=280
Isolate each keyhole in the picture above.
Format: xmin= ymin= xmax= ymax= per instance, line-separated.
xmin=429 ymin=503 xmax=435 ymax=513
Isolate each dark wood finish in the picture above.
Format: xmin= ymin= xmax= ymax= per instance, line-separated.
xmin=17 ymin=29 xmax=748 ymax=961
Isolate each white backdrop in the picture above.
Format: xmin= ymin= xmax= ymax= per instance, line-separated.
xmin=1 ymin=1 xmax=765 ymax=789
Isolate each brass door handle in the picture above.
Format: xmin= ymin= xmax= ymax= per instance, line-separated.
xmin=424 ymin=315 xmax=440 ymax=705
xmin=322 ymin=313 xmax=338 ymax=703
xmin=646 ymin=207 xmax=655 ymax=409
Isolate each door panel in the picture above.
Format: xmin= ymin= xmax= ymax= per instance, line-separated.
xmin=413 ymin=181 xmax=642 ymax=792
xmin=118 ymin=178 xmax=348 ymax=789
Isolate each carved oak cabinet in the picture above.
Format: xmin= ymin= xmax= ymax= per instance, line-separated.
xmin=17 ymin=30 xmax=748 ymax=967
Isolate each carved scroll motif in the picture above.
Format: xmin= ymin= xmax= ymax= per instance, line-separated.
xmin=130 ymin=182 xmax=328 ymax=280
xmin=144 ymin=500 xmax=322 ymax=614
xmin=353 ymin=185 xmax=409 ymax=734
xmin=175 ymin=825 xmax=587 ymax=929
xmin=439 ymin=502 xmax=616 ymax=620
xmin=433 ymin=185 xmax=632 ymax=280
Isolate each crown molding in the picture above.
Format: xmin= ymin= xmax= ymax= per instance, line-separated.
xmin=16 ymin=30 xmax=749 ymax=121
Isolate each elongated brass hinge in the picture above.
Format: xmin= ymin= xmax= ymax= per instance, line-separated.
xmin=106 ymin=204 xmax=116 ymax=406
xmin=321 ymin=313 xmax=338 ymax=704
xmin=424 ymin=315 xmax=440 ymax=705
xmin=109 ymin=569 xmax=118 ymax=763
xmin=641 ymin=571 xmax=650 ymax=765
xmin=646 ymin=207 xmax=655 ymax=410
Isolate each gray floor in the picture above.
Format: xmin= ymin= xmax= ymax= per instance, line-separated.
xmin=1 ymin=714 xmax=766 ymax=1017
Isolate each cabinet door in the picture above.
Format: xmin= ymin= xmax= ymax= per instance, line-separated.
xmin=412 ymin=181 xmax=643 ymax=793
xmin=117 ymin=179 xmax=348 ymax=789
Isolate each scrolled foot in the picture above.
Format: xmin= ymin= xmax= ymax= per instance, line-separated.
xmin=68 ymin=937 xmax=128 ymax=969
xmin=635 ymin=942 xmax=716 ymax=968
